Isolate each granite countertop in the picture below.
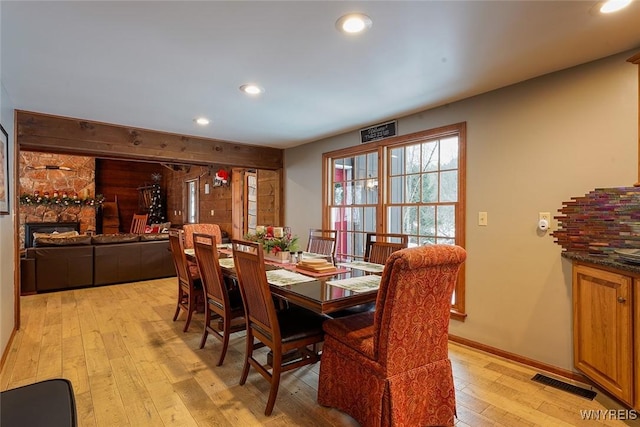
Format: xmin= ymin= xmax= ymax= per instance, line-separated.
xmin=562 ymin=251 xmax=640 ymax=274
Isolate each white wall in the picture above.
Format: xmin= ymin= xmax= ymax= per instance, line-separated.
xmin=284 ymin=50 xmax=638 ymax=371
xmin=0 ymin=0 xmax=17 ymax=363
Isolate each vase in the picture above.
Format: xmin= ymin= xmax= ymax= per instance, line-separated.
xmin=263 ymin=249 xmax=291 ymax=263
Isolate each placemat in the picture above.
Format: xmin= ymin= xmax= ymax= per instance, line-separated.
xmin=266 ymin=269 xmax=317 ymax=287
xmin=337 ymin=261 xmax=385 ymax=273
xmin=327 ymin=275 xmax=382 ymax=293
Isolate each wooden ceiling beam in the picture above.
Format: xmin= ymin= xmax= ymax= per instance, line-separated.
xmin=16 ymin=110 xmax=283 ymax=170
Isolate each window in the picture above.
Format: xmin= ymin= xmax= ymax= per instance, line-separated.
xmin=185 ymin=178 xmax=199 ymax=224
xmin=245 ymin=171 xmax=257 ymax=234
xmin=387 ymin=135 xmax=459 ymax=247
xmin=328 ymin=152 xmax=378 ymax=261
xmin=323 ymin=123 xmax=466 ymax=319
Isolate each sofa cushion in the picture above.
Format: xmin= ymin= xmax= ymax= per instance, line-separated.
xmin=33 ymin=230 xmax=79 ymax=240
xmin=32 ymin=246 xmax=94 ymax=291
xmin=93 ymin=240 xmax=174 ymax=285
xmin=139 ymin=233 xmax=169 ymax=241
xmin=34 ymin=235 xmax=92 ymax=247
xmin=91 ymin=234 xmax=140 ymax=244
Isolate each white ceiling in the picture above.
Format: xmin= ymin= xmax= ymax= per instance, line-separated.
xmin=2 ymin=1 xmax=640 ymax=149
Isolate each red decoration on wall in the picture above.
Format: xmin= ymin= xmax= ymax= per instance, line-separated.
xmin=214 ymin=168 xmax=230 ymax=186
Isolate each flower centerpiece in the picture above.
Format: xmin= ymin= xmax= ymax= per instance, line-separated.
xmin=244 ymin=225 xmax=299 ymax=263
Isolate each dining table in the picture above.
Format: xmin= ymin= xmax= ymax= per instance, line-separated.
xmin=185 ymin=247 xmax=384 ymax=315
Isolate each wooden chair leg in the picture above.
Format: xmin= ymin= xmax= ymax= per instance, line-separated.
xmin=183 ymin=293 xmax=195 ymax=332
xmin=265 ymin=353 xmax=282 ymax=416
xmin=199 ymin=306 xmax=210 ymax=349
xmin=199 ymin=330 xmax=209 ymax=349
xmin=173 ymin=289 xmax=183 ymax=321
xmin=183 ymin=310 xmax=193 ymax=332
xmin=217 ymin=316 xmax=231 ymax=366
xmin=239 ymin=332 xmax=253 ymax=385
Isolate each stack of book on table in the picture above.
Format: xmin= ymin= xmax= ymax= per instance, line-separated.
xmin=296 ymin=258 xmax=337 ymax=273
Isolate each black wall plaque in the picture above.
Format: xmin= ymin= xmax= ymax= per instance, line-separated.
xmin=360 ymin=120 xmax=397 ymax=143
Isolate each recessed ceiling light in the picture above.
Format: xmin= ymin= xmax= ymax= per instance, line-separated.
xmin=335 ymin=13 xmax=372 ymax=34
xmin=239 ymin=84 xmax=264 ymax=95
xmin=599 ymin=0 xmax=633 ymax=13
xmin=194 ymin=117 xmax=210 ymax=125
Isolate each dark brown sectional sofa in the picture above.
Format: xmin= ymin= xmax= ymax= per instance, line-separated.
xmin=20 ymin=233 xmax=176 ymax=294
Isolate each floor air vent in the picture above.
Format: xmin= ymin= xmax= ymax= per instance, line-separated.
xmin=531 ymin=373 xmax=597 ymax=400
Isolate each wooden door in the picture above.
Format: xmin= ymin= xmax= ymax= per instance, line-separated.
xmin=573 ymin=264 xmax=633 ymax=405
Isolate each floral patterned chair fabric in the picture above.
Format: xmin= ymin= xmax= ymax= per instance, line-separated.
xmin=183 ymin=224 xmax=223 ymax=277
xmin=183 ymin=223 xmax=222 ymax=249
xmin=317 ymin=244 xmax=467 ymax=427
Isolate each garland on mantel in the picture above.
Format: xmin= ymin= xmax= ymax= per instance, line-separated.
xmin=20 ymin=192 xmax=105 ymax=207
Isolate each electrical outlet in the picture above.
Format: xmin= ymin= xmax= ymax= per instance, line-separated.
xmin=539 ymin=212 xmax=551 ymax=223
xmin=210 ymin=209 xmax=214 ymax=216
xmin=478 ymin=211 xmax=488 ymax=226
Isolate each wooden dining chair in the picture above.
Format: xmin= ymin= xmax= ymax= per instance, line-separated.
xmin=193 ymin=233 xmax=245 ymax=365
xmin=231 ymin=239 xmax=326 ymax=416
xmin=318 ymin=245 xmax=467 ymax=427
xmin=130 ymin=213 xmax=148 ymax=234
xmin=169 ymin=229 xmax=203 ymax=332
xmin=364 ymin=232 xmax=408 ymax=264
xmin=306 ymin=229 xmax=337 ymax=260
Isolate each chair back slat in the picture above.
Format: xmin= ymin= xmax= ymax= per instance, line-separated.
xmin=193 ymin=233 xmax=225 ymax=304
xmin=232 ymin=240 xmax=277 ymax=336
xmin=364 ymin=233 xmax=408 ymax=264
xmin=130 ymin=213 xmax=148 ymax=234
xmin=373 ymin=245 xmax=466 ymax=373
xmin=307 ymin=229 xmax=337 ymax=258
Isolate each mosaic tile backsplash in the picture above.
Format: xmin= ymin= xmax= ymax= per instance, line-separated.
xmin=552 ymin=187 xmax=640 ymax=255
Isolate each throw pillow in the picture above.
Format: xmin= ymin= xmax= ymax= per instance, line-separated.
xmin=33 ymin=230 xmax=79 ymax=240
xmin=91 ymin=234 xmax=140 ymax=244
xmin=139 ymin=233 xmax=170 ymax=241
xmin=34 ymin=235 xmax=92 ymax=247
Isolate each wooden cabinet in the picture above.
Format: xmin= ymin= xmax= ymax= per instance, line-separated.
xmin=573 ymin=263 xmax=638 ymax=408
xmin=101 ymin=201 xmax=120 ymax=234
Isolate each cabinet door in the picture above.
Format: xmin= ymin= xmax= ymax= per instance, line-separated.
xmin=573 ymin=265 xmax=633 ymax=405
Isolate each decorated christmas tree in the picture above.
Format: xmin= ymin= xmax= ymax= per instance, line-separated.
xmin=147 ymin=179 xmax=165 ymax=224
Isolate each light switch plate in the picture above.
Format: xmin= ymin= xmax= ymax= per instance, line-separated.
xmin=539 ymin=212 xmax=551 ymax=223
xmin=478 ymin=211 xmax=488 ymax=226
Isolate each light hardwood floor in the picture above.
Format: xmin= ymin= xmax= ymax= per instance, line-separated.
xmin=2 ymin=277 xmax=638 ymax=427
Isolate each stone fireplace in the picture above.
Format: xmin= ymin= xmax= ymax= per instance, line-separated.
xmin=19 ymin=152 xmax=97 ymax=247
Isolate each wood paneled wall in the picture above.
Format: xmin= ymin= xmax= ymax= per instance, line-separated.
xmin=257 ymin=169 xmax=282 ymax=228
xmin=163 ymin=165 xmax=233 ymax=237
xmin=95 ymin=159 xmax=165 ymax=233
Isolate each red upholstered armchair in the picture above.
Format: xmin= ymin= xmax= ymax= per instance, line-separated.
xmin=317 ymin=244 xmax=467 ymax=427
xmin=182 ymin=224 xmax=223 ymax=276
xmin=183 ymin=223 xmax=222 ymax=249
